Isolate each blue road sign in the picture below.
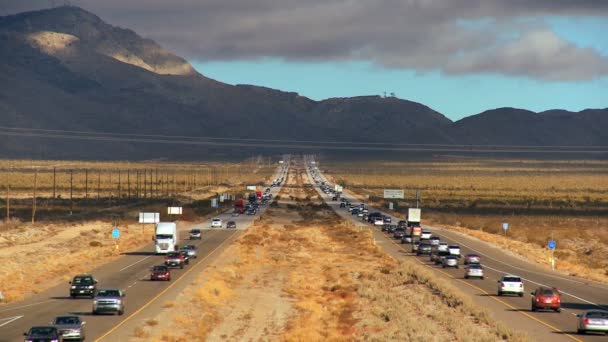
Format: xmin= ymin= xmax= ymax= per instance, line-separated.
xmin=502 ymin=222 xmax=509 ymax=231
xmin=548 ymin=240 xmax=556 ymax=250
xmin=112 ymin=228 xmax=120 ymax=239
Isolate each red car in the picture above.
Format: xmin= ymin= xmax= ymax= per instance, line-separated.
xmin=150 ymin=265 xmax=171 ymax=281
xmin=531 ymin=287 xmax=561 ymax=312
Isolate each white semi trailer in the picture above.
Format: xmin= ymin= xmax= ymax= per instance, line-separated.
xmin=155 ymin=222 xmax=178 ymax=254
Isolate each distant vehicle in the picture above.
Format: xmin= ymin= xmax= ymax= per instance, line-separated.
xmin=398 ymin=220 xmax=407 ymax=228
xmin=155 ymin=222 xmax=178 ymax=254
xmin=23 ymin=326 xmax=63 ymax=342
xmin=211 ymin=218 xmax=223 ymax=228
xmin=442 ymin=255 xmax=459 ymax=268
xmin=51 ymin=315 xmax=85 ymax=341
xmin=464 ymin=264 xmax=484 ymax=279
xmin=381 ymin=224 xmax=391 ymax=232
xmin=407 ymin=208 xmax=421 ymax=227
xmin=429 ymin=236 xmax=440 ymax=245
xmin=437 ymin=242 xmax=449 ymax=252
xmin=256 ymin=190 xmax=263 ymax=201
xmin=497 ymin=275 xmax=524 ymax=297
xmin=92 ymin=289 xmax=125 ymax=315
xmin=69 ymin=274 xmax=97 ymax=298
xmin=248 ymin=193 xmax=257 ymax=202
xmin=234 ymin=199 xmax=245 ymax=214
xmin=448 ymin=245 xmax=461 ymax=257
xmin=431 ymin=250 xmax=450 ymax=264
xmin=374 ymin=218 xmax=384 ymax=226
xmin=412 ymin=226 xmax=422 ymax=237
xmin=339 ymin=202 xmax=346 ymax=208
xmin=531 ymin=287 xmax=561 ymax=312
xmin=150 ymin=265 xmax=171 ymax=281
xmin=393 ymin=228 xmax=406 ymax=239
xmin=401 ymin=234 xmax=413 ymax=244
xmin=464 ymin=254 xmax=481 ymax=265
xmin=165 ymin=252 xmax=185 ymax=269
xmin=351 ymin=208 xmax=360 ymax=215
xmin=226 ymin=221 xmax=237 ymax=229
xmin=577 ymin=310 xmax=608 ymax=335
xmin=412 ymin=241 xmax=420 ymax=252
xmin=178 ymin=250 xmax=190 ymax=265
xmin=420 ymin=231 xmax=432 ymax=240
xmin=181 ymin=245 xmax=198 ymax=258
xmin=383 ymin=216 xmax=392 ymax=223
xmin=332 ymin=196 xmax=338 ymax=201
xmin=417 ymin=242 xmax=432 ymax=255
xmin=189 ymin=229 xmax=202 ymax=240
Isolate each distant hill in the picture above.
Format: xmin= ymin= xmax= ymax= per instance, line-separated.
xmin=0 ymin=6 xmax=605 ymax=159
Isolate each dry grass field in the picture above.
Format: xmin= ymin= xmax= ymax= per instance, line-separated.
xmin=323 ymin=158 xmax=608 ymax=282
xmin=135 ymin=163 xmax=526 ymax=341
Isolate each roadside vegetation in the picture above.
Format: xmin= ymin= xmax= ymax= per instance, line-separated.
xmin=323 ymin=158 xmax=608 ymax=283
xmin=136 ymin=163 xmax=525 ymax=341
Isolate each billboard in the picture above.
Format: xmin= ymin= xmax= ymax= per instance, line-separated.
xmin=139 ymin=212 xmax=160 ymax=224
xmin=383 ymin=189 xmax=404 ymax=199
xmin=167 ymin=207 xmax=183 ymax=215
xmin=246 ymin=185 xmax=257 ymax=191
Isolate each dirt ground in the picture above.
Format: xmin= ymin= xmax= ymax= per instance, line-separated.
xmin=134 ymin=163 xmax=524 ymax=341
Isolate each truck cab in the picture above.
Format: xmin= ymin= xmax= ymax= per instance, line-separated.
xmin=155 ymin=222 xmax=178 ymax=254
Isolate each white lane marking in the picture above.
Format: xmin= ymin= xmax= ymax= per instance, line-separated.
xmin=120 ymin=255 xmax=153 ymax=272
xmin=0 ymin=315 xmax=23 ymax=327
xmin=0 ymin=300 xmax=56 ymax=313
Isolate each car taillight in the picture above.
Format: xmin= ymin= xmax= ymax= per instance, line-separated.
xmin=556 ymin=297 xmax=560 ymax=302
xmin=536 ymin=296 xmax=542 ymax=302
xmin=583 ymin=318 xmax=589 ymax=325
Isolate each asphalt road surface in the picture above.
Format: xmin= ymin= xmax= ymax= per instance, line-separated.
xmin=305 ymin=157 xmax=608 ymax=342
xmin=0 ymin=164 xmax=289 ymax=342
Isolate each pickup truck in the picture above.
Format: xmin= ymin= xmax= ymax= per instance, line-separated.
xmin=164 ymin=252 xmax=185 ymax=269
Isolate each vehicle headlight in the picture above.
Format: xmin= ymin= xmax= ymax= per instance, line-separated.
xmin=88 ymin=285 xmax=95 ymax=289
xmin=93 ymin=299 xmax=98 ymax=304
xmin=116 ymin=299 xmax=122 ymax=304
xmin=71 ymin=286 xmax=76 ymax=289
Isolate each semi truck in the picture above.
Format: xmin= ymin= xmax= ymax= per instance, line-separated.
xmin=155 ymin=222 xmax=178 ymax=254
xmin=407 ymin=208 xmax=422 ymax=237
xmin=234 ymin=199 xmax=245 ymax=214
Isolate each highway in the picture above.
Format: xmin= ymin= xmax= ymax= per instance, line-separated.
xmin=0 ymin=164 xmax=289 ymax=342
xmin=305 ymin=157 xmax=608 ymax=341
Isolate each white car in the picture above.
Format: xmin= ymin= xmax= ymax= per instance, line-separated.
xmin=420 ymin=231 xmax=432 ymax=240
xmin=497 ymin=275 xmax=524 ymax=296
xmin=437 ymin=242 xmax=449 ymax=252
xmin=374 ymin=218 xmax=384 ymax=226
xmin=211 ymin=218 xmax=222 ymax=228
xmin=464 ymin=264 xmax=484 ymax=279
xmin=448 ymin=245 xmax=461 ymax=257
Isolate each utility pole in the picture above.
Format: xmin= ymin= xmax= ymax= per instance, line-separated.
xmin=85 ymin=169 xmax=88 ymax=198
xmin=31 ymin=170 xmax=38 ymax=224
xmin=52 ymin=167 xmax=56 ymax=199
xmin=69 ymin=169 xmax=73 ymax=215
xmin=118 ymin=170 xmax=121 ymax=199
xmin=127 ymin=170 xmax=131 ymax=199
xmin=5 ymin=184 xmax=9 ymax=224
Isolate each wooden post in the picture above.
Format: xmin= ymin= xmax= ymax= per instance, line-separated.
xmin=118 ymin=170 xmax=121 ymax=199
xmin=149 ymin=170 xmax=152 ymax=198
xmin=5 ymin=184 xmax=9 ymax=224
xmin=109 ymin=171 xmax=112 ymax=207
xmin=143 ymin=169 xmax=147 ymax=198
xmin=155 ymin=169 xmax=159 ymax=197
xmin=127 ymin=170 xmax=131 ymax=199
xmin=31 ymin=170 xmax=38 ymax=224
xmin=136 ymin=171 xmax=139 ymax=199
xmin=97 ymin=171 xmax=101 ymax=200
xmin=85 ymin=169 xmax=88 ymax=198
xmin=52 ymin=167 xmax=56 ymax=199
xmin=69 ymin=169 xmax=73 ymax=215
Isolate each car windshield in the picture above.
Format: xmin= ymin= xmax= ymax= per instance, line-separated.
xmin=183 ymin=245 xmax=195 ymax=249
xmin=503 ymin=277 xmax=521 ymax=282
xmin=468 ymin=265 xmax=482 ymax=269
xmin=168 ymin=253 xmax=180 ymax=257
xmin=539 ymin=289 xmax=556 ymax=296
xmin=419 ymin=243 xmax=431 ymax=248
xmin=586 ymin=311 xmax=608 ymax=318
xmin=449 ymin=246 xmax=459 ymax=249
xmin=439 ymin=251 xmax=450 ymax=255
xmin=153 ymin=266 xmax=168 ymax=272
xmin=29 ymin=327 xmax=56 ymax=336
xmin=96 ymin=289 xmax=120 ymax=297
xmin=467 ymin=254 xmax=479 ymax=258
xmin=54 ymin=316 xmax=80 ymax=325
xmin=73 ymin=277 xmax=94 ymax=285
xmin=190 ymin=229 xmax=200 ymax=233
xmin=156 ymin=234 xmax=173 ymax=239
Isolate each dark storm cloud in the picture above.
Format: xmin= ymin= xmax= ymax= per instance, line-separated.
xmin=3 ymin=0 xmax=608 ymax=80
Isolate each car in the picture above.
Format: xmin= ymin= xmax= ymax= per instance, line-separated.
xmin=577 ymin=310 xmax=608 ymax=335
xmin=464 ymin=264 xmax=484 ymax=279
xmin=531 ymin=287 xmax=561 ymax=312
xmin=339 ymin=202 xmax=346 ymax=208
xmin=92 ymin=288 xmax=125 ymax=315
xmin=189 ymin=229 xmax=202 ymax=240
xmin=374 ymin=218 xmax=384 ymax=226
xmin=497 ymin=275 xmax=524 ymax=297
xmin=401 ymin=234 xmax=413 ymax=244
xmin=181 ymin=244 xmax=198 ymax=258
xmin=69 ymin=274 xmax=97 ymax=298
xmin=448 ymin=245 xmax=461 ymax=257
xmin=398 ymin=220 xmax=407 ymax=228
xmin=179 ymin=250 xmax=191 ymax=265
xmin=347 ymin=206 xmax=354 ymax=212
xmin=211 ymin=218 xmax=222 ymax=228
xmin=351 ymin=209 xmax=360 ymax=215
xmin=150 ymin=265 xmax=171 ymax=281
xmin=393 ymin=228 xmax=406 ymax=239
xmin=226 ymin=221 xmax=237 ymax=229
xmin=464 ymin=254 xmax=481 ymax=265
xmin=362 ymin=208 xmax=369 ymax=214
xmin=165 ymin=252 xmax=185 ymax=269
xmin=357 ymin=211 xmax=364 ymax=217
xmin=332 ymin=196 xmax=338 ymax=201
xmin=442 ymin=255 xmax=459 ymax=268
xmin=23 ymin=326 xmax=63 ymax=342
xmin=420 ymin=231 xmax=432 ymax=240
xmin=417 ymin=242 xmax=432 ymax=255
xmin=383 ymin=216 xmax=392 ymax=223
xmin=381 ymin=224 xmax=391 ymax=232
xmin=51 ymin=315 xmax=85 ymax=341
xmin=429 ymin=236 xmax=440 ymax=245
xmin=412 ymin=241 xmax=420 ymax=252
xmin=246 ymin=209 xmax=256 ymax=215
xmin=437 ymin=242 xmax=449 ymax=252
xmin=431 ymin=250 xmax=450 ymax=264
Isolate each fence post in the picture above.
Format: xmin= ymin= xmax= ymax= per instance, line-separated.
xmin=70 ymin=169 xmax=73 ymax=215
xmin=31 ymin=170 xmax=38 ymax=224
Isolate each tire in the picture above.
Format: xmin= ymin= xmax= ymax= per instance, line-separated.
xmin=481 ymin=277 xmax=484 ymax=280
xmin=180 ymin=264 xmax=184 ymax=269
xmin=577 ymin=329 xmax=584 ymax=335
xmin=555 ymin=308 xmax=561 ymax=313
xmin=118 ymin=310 xmax=124 ymax=316
xmin=531 ymin=306 xmax=536 ymax=312
xmin=442 ymin=265 xmax=446 ymax=268
xmin=519 ymin=292 xmax=524 ymax=297
xmin=497 ymin=291 xmax=502 ymax=296
xmin=465 ymin=276 xmax=469 ymax=279
xmin=92 ymin=310 xmax=97 ymax=315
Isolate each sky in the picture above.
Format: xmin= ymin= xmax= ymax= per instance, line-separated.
xmin=3 ymin=1 xmax=608 ymax=121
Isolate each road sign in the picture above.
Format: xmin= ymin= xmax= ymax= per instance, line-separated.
xmin=211 ymin=198 xmax=218 ymax=208
xmin=139 ymin=212 xmax=160 ymax=224
xmin=383 ymin=189 xmax=404 ymax=199
xmin=112 ymin=228 xmax=120 ymax=239
xmin=388 ymin=202 xmax=394 ymax=210
xmin=167 ymin=207 xmax=183 ymax=215
xmin=246 ymin=185 xmax=256 ymax=191
xmin=502 ymin=222 xmax=509 ymax=231
xmin=548 ymin=240 xmax=556 ymax=250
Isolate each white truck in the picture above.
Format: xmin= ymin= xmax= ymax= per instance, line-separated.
xmin=407 ymin=208 xmax=422 ymax=237
xmin=155 ymin=222 xmax=178 ymax=254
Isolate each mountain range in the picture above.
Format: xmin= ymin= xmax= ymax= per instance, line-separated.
xmin=0 ymin=6 xmax=606 ymax=159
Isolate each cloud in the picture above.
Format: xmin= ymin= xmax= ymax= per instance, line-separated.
xmin=2 ymin=0 xmax=608 ymax=80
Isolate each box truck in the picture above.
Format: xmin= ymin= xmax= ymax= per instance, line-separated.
xmin=155 ymin=222 xmax=178 ymax=254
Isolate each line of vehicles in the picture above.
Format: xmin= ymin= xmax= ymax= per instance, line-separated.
xmin=307 ymin=159 xmax=608 ymax=336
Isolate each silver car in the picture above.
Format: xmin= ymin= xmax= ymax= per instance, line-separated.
xmin=442 ymin=255 xmax=459 ymax=268
xmin=93 ymin=289 xmax=125 ymax=315
xmin=51 ymin=315 xmax=85 ymax=341
xmin=180 ymin=245 xmax=198 ymax=258
xmin=577 ymin=310 xmax=608 ymax=335
xmin=464 ymin=264 xmax=484 ymax=279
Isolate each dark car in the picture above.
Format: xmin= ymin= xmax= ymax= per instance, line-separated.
xmin=531 ymin=287 xmax=561 ymax=312
xmin=398 ymin=220 xmax=407 ymax=228
xmin=51 ymin=315 xmax=85 ymax=341
xmin=387 ymin=225 xmax=398 ymax=234
xmin=383 ymin=216 xmax=392 ymax=223
xmin=393 ymin=228 xmax=406 ymax=239
xmin=417 ymin=242 xmax=432 ymax=255
xmin=351 ymin=209 xmax=360 ymax=215
xmin=226 ymin=221 xmax=237 ymax=229
xmin=179 ymin=250 xmax=191 ymax=265
xmin=24 ymin=326 xmax=63 ymax=342
xmin=339 ymin=202 xmax=346 ymax=208
xmin=381 ymin=224 xmax=391 ymax=232
xmin=150 ymin=265 xmax=171 ymax=281
xmin=69 ymin=274 xmax=97 ymax=298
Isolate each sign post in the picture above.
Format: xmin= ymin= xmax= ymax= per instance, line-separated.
xmin=388 ymin=202 xmax=394 ymax=210
xmin=502 ymin=222 xmax=509 ymax=236
xmin=548 ymin=239 xmax=556 ymax=271
xmin=112 ymin=228 xmax=120 ymax=250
